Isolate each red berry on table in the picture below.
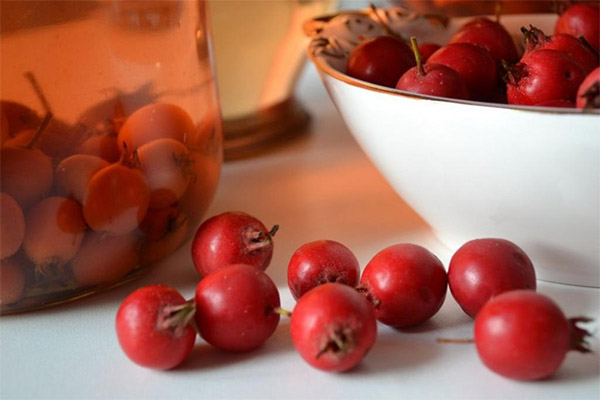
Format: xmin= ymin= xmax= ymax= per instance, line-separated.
xmin=191 ymin=211 xmax=278 ymax=276
xmin=555 ymin=3 xmax=600 ymax=53
xmin=448 ymin=238 xmax=536 ymax=318
xmin=287 ymin=240 xmax=360 ymax=300
xmin=290 ymin=283 xmax=377 ymax=372
xmin=534 ymin=99 xmax=575 ymax=108
xmin=450 ymin=17 xmax=519 ymax=64
xmin=577 ymin=66 xmax=600 ymax=109
xmin=194 ymin=264 xmax=281 ymax=352
xmin=116 ymin=285 xmax=196 ymax=370
xmin=346 ymin=35 xmax=416 ymax=88
xmin=359 ymin=243 xmax=447 ymax=328
xmin=397 ymin=37 xmax=470 ymax=100
xmin=474 ymin=290 xmax=592 ymax=381
xmin=427 ymin=42 xmax=498 ymax=101
xmin=505 ymin=49 xmax=586 ymax=105
xmin=522 ymin=25 xmax=597 ymax=75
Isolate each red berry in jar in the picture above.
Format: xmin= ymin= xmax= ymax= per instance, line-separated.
xmin=505 ymin=49 xmax=587 ymax=105
xmin=448 ymin=238 xmax=536 ymax=318
xmin=287 ymin=239 xmax=360 ymax=300
xmin=116 ymin=285 xmax=196 ymax=370
xmin=0 ymin=257 xmax=26 ymax=306
xmin=191 ymin=211 xmax=277 ymax=276
xmin=577 ymin=66 xmax=600 ymax=109
xmin=290 ymin=283 xmax=377 ymax=372
xmin=427 ymin=42 xmax=498 ymax=101
xmin=450 ymin=17 xmax=519 ymax=64
xmin=346 ymin=35 xmax=416 ymax=88
xmin=0 ymin=193 xmax=25 ymax=260
xmin=555 ymin=3 xmax=600 ymax=53
xmin=475 ymin=290 xmax=592 ymax=381
xmin=194 ymin=264 xmax=280 ymax=352
xmin=82 ymin=160 xmax=150 ymax=235
xmin=360 ymin=243 xmax=447 ymax=328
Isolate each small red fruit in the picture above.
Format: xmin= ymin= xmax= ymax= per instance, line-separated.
xmin=290 ymin=283 xmax=377 ymax=372
xmin=116 ymin=285 xmax=196 ymax=370
xmin=427 ymin=42 xmax=498 ymax=101
xmin=448 ymin=238 xmax=536 ymax=318
xmin=418 ymin=42 xmax=441 ymax=63
xmin=360 ymin=244 xmax=447 ymax=328
xmin=191 ymin=211 xmax=277 ymax=276
xmin=555 ymin=3 xmax=600 ymax=53
xmin=346 ymin=35 xmax=416 ymax=88
xmin=576 ymin=66 xmax=600 ymax=109
xmin=450 ymin=17 xmax=519 ymax=64
xmin=522 ymin=25 xmax=597 ymax=74
xmin=475 ymin=290 xmax=592 ymax=381
xmin=287 ymin=240 xmax=360 ymax=300
xmin=194 ymin=264 xmax=280 ymax=352
xmin=397 ymin=37 xmax=469 ymax=100
xmin=505 ymin=49 xmax=587 ymax=105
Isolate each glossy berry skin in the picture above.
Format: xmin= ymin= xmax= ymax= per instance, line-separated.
xmin=522 ymin=26 xmax=597 ymax=75
xmin=555 ymin=4 xmax=600 ymax=53
xmin=448 ymin=238 xmax=536 ymax=318
xmin=576 ymin=67 xmax=600 ymax=109
xmin=427 ymin=43 xmax=497 ymax=101
xmin=396 ymin=63 xmax=469 ymax=100
xmin=290 ymin=283 xmax=377 ymax=372
xmin=194 ymin=264 xmax=280 ymax=352
xmin=360 ymin=244 xmax=447 ymax=328
xmin=450 ymin=17 xmax=519 ymax=64
xmin=287 ymin=240 xmax=360 ymax=300
xmin=191 ymin=212 xmax=275 ymax=276
xmin=475 ymin=290 xmax=571 ymax=381
xmin=506 ymin=49 xmax=586 ymax=105
xmin=418 ymin=43 xmax=441 ymax=63
xmin=116 ymin=285 xmax=196 ymax=370
xmin=346 ymin=36 xmax=416 ymax=88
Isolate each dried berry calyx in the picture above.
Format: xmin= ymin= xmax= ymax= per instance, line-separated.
xmin=569 ymin=317 xmax=594 ymax=353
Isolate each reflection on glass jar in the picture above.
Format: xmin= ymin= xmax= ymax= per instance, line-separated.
xmin=208 ymin=0 xmax=337 ymax=160
xmin=0 ymin=0 xmax=222 ymax=313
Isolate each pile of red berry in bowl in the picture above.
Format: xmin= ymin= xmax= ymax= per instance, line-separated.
xmin=304 ymin=4 xmax=600 ymax=287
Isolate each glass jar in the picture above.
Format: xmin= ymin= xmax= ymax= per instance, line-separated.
xmin=0 ymin=0 xmax=222 ymax=313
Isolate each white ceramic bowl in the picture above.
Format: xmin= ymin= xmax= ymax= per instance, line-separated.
xmin=306 ymin=8 xmax=600 ymax=287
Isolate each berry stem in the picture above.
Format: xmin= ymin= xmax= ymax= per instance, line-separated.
xmin=273 ymin=306 xmax=292 ymax=318
xmin=436 ymin=338 xmax=475 ymax=344
xmin=25 ymin=72 xmax=52 ymax=114
xmin=158 ymin=299 xmax=196 ymax=337
xmin=409 ymin=36 xmax=425 ymax=76
xmin=27 ymin=112 xmax=53 ymax=150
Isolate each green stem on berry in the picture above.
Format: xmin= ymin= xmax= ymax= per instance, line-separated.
xmin=273 ymin=306 xmax=292 ymax=318
xmin=569 ymin=317 xmax=594 ymax=353
xmin=409 ymin=36 xmax=425 ymax=76
xmin=158 ymin=299 xmax=196 ymax=337
xmin=26 ymin=112 xmax=53 ymax=150
xmin=494 ymin=1 xmax=502 ymax=23
xmin=436 ymin=338 xmax=475 ymax=344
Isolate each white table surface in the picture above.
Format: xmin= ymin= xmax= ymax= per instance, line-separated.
xmin=1 ymin=64 xmax=599 ymax=400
